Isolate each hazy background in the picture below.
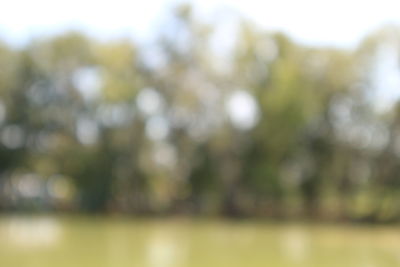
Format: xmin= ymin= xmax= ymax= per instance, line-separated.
xmin=3 ymin=1 xmax=400 ymax=267
xmin=1 ymin=0 xmax=400 ymax=221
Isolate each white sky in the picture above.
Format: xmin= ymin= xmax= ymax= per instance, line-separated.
xmin=1 ymin=0 xmax=400 ymax=48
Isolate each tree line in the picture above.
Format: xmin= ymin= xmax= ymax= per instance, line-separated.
xmin=1 ymin=5 xmax=400 ymax=222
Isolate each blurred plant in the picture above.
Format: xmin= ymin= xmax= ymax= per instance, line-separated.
xmin=0 ymin=5 xmax=399 ymax=222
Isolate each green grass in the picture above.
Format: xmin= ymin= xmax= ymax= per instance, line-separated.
xmin=0 ymin=216 xmax=399 ymax=267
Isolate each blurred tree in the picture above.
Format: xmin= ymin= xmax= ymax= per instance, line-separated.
xmin=0 ymin=4 xmax=399 ymax=221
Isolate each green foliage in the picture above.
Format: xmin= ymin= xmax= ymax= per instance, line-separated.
xmin=0 ymin=6 xmax=399 ymax=221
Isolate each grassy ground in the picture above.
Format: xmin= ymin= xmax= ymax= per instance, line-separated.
xmin=0 ymin=215 xmax=399 ymax=267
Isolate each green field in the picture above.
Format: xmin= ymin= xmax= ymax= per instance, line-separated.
xmin=0 ymin=216 xmax=399 ymax=267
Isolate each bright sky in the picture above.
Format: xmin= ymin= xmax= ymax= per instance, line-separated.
xmin=1 ymin=0 xmax=400 ymax=48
